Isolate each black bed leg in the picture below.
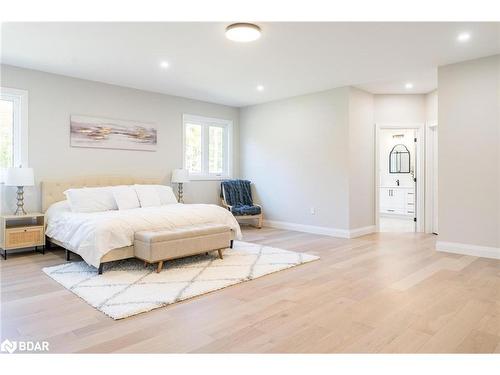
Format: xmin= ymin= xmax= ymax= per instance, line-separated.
xmin=230 ymin=240 xmax=233 ymax=249
xmin=98 ymin=264 xmax=103 ymax=275
xmin=45 ymin=236 xmax=52 ymax=250
xmin=66 ymin=249 xmax=70 ymax=261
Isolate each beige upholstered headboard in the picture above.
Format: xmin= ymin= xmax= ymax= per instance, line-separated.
xmin=41 ymin=175 xmax=161 ymax=212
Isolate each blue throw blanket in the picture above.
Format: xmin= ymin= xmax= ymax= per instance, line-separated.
xmin=221 ymin=180 xmax=262 ymax=216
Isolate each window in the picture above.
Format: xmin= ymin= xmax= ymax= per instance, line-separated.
xmin=0 ymin=87 xmax=28 ymax=181
xmin=183 ymin=114 xmax=232 ymax=179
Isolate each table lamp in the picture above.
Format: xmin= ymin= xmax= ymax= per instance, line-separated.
xmin=5 ymin=167 xmax=34 ymax=215
xmin=171 ymin=169 xmax=189 ymax=203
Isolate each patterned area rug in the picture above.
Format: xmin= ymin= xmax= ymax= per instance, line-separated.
xmin=43 ymin=241 xmax=319 ymax=319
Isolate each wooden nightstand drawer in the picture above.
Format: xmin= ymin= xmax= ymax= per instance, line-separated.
xmin=5 ymin=226 xmax=44 ymax=249
xmin=1 ymin=213 xmax=46 ymax=259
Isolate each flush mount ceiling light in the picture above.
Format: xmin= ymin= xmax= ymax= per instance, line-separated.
xmin=256 ymin=85 xmax=264 ymax=91
xmin=457 ymin=32 xmax=471 ymax=42
xmin=405 ymin=82 xmax=414 ymax=89
xmin=160 ymin=61 xmax=169 ymax=69
xmin=225 ymin=23 xmax=261 ymax=42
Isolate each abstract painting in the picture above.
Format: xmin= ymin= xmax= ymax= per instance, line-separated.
xmin=70 ymin=115 xmax=157 ymax=151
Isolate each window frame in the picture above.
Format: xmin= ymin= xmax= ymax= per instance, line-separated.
xmin=182 ymin=114 xmax=233 ymax=181
xmin=0 ymin=87 xmax=29 ymax=182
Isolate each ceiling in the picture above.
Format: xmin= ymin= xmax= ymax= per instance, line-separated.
xmin=1 ymin=22 xmax=499 ymax=107
xmin=355 ymin=69 xmax=438 ymax=95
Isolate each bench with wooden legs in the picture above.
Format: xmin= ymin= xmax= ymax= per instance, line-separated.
xmin=147 ymin=248 xmax=226 ymax=273
xmin=134 ymin=224 xmax=233 ymax=273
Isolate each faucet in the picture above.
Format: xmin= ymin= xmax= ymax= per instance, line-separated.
xmin=396 ymin=179 xmax=400 ymax=186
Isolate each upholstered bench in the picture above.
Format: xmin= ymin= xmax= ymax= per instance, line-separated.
xmin=134 ymin=224 xmax=233 ymax=273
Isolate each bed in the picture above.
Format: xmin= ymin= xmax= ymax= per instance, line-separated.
xmin=42 ymin=176 xmax=241 ymax=272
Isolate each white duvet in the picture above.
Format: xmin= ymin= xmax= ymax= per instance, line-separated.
xmin=46 ymin=201 xmax=242 ymax=268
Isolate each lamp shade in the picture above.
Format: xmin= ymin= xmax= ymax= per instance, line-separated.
xmin=171 ymin=169 xmax=189 ymax=183
xmin=5 ymin=167 xmax=34 ymax=187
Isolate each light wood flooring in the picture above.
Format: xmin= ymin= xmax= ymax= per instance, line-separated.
xmin=1 ymin=227 xmax=500 ymax=353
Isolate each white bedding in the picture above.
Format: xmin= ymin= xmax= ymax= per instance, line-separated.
xmin=46 ymin=201 xmax=242 ymax=267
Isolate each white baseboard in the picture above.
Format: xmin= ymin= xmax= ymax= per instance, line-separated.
xmin=436 ymin=241 xmax=500 ymax=260
xmin=262 ymin=220 xmax=376 ymax=239
xmin=349 ymin=225 xmax=377 ymax=238
xmin=263 ymin=220 xmax=349 ymax=238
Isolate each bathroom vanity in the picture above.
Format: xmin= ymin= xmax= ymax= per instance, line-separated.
xmin=379 ymin=186 xmax=415 ymax=216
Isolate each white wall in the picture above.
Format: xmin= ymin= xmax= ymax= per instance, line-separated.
xmin=425 ymin=90 xmax=438 ymax=124
xmin=240 ymin=87 xmax=375 ymax=234
xmin=348 ymin=88 xmax=375 ymax=229
xmin=240 ymin=87 xmax=351 ymax=231
xmin=0 ymin=65 xmax=239 ymax=214
xmin=374 ymin=94 xmax=426 ymax=124
xmin=437 ymin=54 xmax=500 ymax=251
xmin=424 ymin=90 xmax=438 ymax=234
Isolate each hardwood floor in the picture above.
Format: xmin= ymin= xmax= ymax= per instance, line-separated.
xmin=1 ymin=226 xmax=500 ymax=353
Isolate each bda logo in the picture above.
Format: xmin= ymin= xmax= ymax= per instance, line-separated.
xmin=1 ymin=339 xmax=17 ymax=354
xmin=0 ymin=339 xmax=49 ymax=353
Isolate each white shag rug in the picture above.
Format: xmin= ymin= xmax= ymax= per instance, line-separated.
xmin=43 ymin=241 xmax=319 ymax=319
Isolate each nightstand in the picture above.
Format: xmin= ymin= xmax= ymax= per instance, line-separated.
xmin=0 ymin=213 xmax=46 ymax=260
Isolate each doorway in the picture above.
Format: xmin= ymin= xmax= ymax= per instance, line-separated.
xmin=375 ymin=123 xmax=425 ymax=233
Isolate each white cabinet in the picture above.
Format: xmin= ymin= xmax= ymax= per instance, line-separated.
xmin=406 ymin=191 xmax=415 ymax=216
xmin=380 ymin=187 xmax=415 ymax=216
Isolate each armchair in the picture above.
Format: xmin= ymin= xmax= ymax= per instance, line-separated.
xmin=220 ymin=179 xmax=263 ymax=229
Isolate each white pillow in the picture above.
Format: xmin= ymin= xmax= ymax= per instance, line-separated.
xmin=134 ymin=185 xmax=161 ymax=207
xmin=64 ymin=187 xmax=118 ymax=213
xmin=156 ymin=185 xmax=178 ymax=205
xmin=112 ymin=185 xmax=140 ymax=210
xmin=46 ymin=200 xmax=71 ymax=221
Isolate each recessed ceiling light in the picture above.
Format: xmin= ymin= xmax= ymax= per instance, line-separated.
xmin=226 ymin=23 xmax=261 ymax=42
xmin=405 ymin=82 xmax=414 ymax=89
xmin=256 ymin=85 xmax=264 ymax=91
xmin=160 ymin=61 xmax=169 ymax=69
xmin=457 ymin=32 xmax=471 ymax=42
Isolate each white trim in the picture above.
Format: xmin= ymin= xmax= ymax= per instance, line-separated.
xmin=375 ymin=122 xmax=425 ymax=233
xmin=263 ymin=220 xmax=349 ymax=238
xmin=183 ymin=113 xmax=231 ymax=125
xmin=0 ymin=87 xmax=29 ymax=183
xmin=375 ymin=122 xmax=424 ymax=129
xmin=263 ymin=220 xmax=376 ymax=239
xmin=425 ymin=121 xmax=438 ymax=234
xmin=182 ymin=113 xmax=233 ymax=180
xmin=348 ymin=225 xmax=377 ymax=238
xmin=436 ymin=241 xmax=500 ymax=260
xmin=187 ymin=176 xmax=230 ymax=181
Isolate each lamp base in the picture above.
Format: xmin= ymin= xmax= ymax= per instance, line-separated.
xmin=14 ymin=186 xmax=27 ymax=216
xmin=177 ymin=183 xmax=184 ymax=203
